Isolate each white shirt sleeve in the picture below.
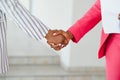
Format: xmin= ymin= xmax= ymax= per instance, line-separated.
xmin=0 ymin=0 xmax=50 ymax=40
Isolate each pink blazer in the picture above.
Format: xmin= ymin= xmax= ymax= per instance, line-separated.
xmin=68 ymin=0 xmax=109 ymax=59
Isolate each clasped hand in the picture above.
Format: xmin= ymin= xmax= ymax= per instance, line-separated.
xmin=45 ymin=29 xmax=73 ymax=50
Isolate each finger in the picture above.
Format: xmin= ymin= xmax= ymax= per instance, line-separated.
xmin=51 ymin=44 xmax=62 ymax=51
xmin=57 ymin=43 xmax=64 ymax=48
xmin=58 ymin=44 xmax=65 ymax=49
xmin=47 ymin=42 xmax=55 ymax=47
xmin=61 ymin=44 xmax=65 ymax=48
xmin=52 ymin=30 xmax=65 ymax=36
xmin=45 ymin=30 xmax=60 ymax=40
xmin=58 ymin=43 xmax=62 ymax=47
xmin=47 ymin=29 xmax=58 ymax=36
xmin=62 ymin=39 xmax=69 ymax=47
xmin=57 ymin=43 xmax=65 ymax=49
xmin=59 ymin=39 xmax=69 ymax=49
xmin=62 ymin=32 xmax=71 ymax=41
xmin=49 ymin=43 xmax=55 ymax=46
xmin=48 ymin=42 xmax=58 ymax=48
xmin=49 ymin=43 xmax=62 ymax=49
xmin=49 ymin=42 xmax=66 ymax=50
xmin=54 ymin=46 xmax=61 ymax=51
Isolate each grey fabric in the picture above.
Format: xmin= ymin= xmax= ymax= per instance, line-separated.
xmin=0 ymin=0 xmax=49 ymax=73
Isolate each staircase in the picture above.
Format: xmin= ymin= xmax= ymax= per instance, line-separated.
xmin=0 ymin=55 xmax=106 ymax=80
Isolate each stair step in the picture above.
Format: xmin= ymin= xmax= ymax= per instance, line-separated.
xmin=0 ymin=65 xmax=106 ymax=80
xmin=8 ymin=56 xmax=60 ymax=65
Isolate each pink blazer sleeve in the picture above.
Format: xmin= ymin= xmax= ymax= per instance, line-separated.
xmin=68 ymin=0 xmax=101 ymax=43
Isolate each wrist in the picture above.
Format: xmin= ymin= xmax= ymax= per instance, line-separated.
xmin=66 ymin=31 xmax=73 ymax=40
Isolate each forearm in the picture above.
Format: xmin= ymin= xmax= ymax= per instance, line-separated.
xmin=68 ymin=0 xmax=101 ymax=43
xmin=0 ymin=0 xmax=50 ymax=40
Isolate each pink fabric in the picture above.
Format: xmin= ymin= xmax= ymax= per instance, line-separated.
xmin=68 ymin=0 xmax=110 ymax=58
xmin=68 ymin=0 xmax=101 ymax=43
xmin=98 ymin=30 xmax=109 ymax=58
xmin=105 ymin=34 xmax=120 ymax=80
xmin=67 ymin=0 xmax=120 ymax=79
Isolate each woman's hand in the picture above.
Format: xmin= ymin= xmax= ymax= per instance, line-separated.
xmin=45 ymin=29 xmax=73 ymax=50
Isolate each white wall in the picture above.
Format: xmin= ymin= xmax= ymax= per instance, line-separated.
xmin=69 ymin=0 xmax=105 ymax=67
xmin=31 ymin=0 xmax=105 ymax=67
xmin=7 ymin=0 xmax=73 ymax=56
xmin=7 ymin=0 xmax=105 ymax=67
xmin=7 ymin=0 xmax=55 ymax=56
xmin=32 ymin=0 xmax=73 ymax=29
xmin=31 ymin=0 xmax=73 ymax=67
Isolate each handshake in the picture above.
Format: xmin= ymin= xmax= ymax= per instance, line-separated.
xmin=45 ymin=29 xmax=73 ymax=50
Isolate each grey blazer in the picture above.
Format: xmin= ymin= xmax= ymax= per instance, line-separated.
xmin=0 ymin=0 xmax=49 ymax=73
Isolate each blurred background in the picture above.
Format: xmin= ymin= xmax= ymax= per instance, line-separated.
xmin=1 ymin=0 xmax=106 ymax=80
